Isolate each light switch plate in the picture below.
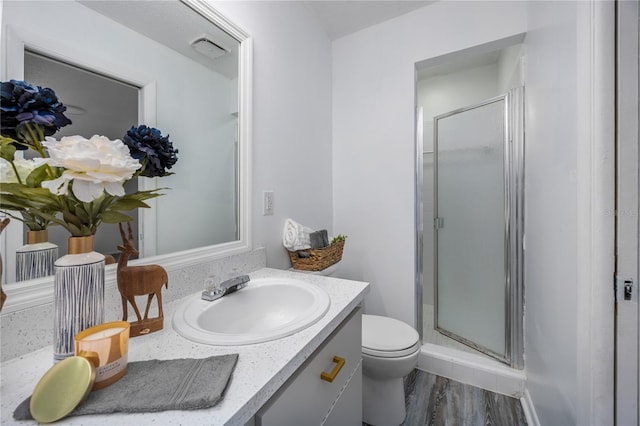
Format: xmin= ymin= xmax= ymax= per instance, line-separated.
xmin=263 ymin=191 xmax=274 ymax=215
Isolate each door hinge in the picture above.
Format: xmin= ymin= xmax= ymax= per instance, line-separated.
xmin=615 ymin=276 xmax=637 ymax=303
xmin=434 ymin=217 xmax=444 ymax=229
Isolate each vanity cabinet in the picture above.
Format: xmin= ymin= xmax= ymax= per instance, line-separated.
xmin=256 ymin=307 xmax=362 ymax=426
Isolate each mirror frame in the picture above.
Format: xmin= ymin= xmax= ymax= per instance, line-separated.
xmin=0 ymin=0 xmax=253 ymax=314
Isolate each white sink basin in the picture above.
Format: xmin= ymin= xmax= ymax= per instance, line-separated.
xmin=172 ymin=277 xmax=330 ymax=345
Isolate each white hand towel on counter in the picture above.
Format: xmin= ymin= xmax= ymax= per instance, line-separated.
xmin=282 ymin=218 xmax=313 ymax=251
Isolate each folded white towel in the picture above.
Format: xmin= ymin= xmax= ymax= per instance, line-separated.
xmin=283 ymin=218 xmax=313 ymax=251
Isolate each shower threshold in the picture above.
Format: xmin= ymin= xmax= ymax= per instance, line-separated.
xmin=418 ymin=342 xmax=525 ymax=398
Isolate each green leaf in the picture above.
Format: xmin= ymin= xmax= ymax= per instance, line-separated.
xmin=26 ymin=164 xmax=50 ymax=187
xmin=0 ymin=211 xmax=28 ymax=223
xmin=109 ymin=198 xmax=149 ymax=211
xmin=125 ymin=188 xmax=166 ymax=201
xmin=1 ymin=185 xmax=60 ymax=211
xmin=0 ymin=143 xmax=16 ymax=162
xmin=0 ymin=136 xmax=17 ymax=144
xmin=74 ymin=204 xmax=91 ymax=223
xmin=15 ymin=123 xmax=45 ymax=154
xmin=63 ymin=210 xmax=84 ymax=228
xmin=101 ymin=210 xmax=133 ymax=224
xmin=64 ymin=222 xmax=83 ymax=236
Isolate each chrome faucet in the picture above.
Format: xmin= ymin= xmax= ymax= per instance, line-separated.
xmin=202 ymin=275 xmax=250 ymax=301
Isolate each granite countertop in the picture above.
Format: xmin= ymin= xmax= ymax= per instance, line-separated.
xmin=0 ymin=268 xmax=369 ymax=425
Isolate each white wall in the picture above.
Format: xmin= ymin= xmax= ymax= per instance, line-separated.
xmin=334 ymin=1 xmax=614 ymax=423
xmin=497 ymin=43 xmax=524 ymax=93
xmin=524 ymin=1 xmax=614 ymax=424
xmin=213 ymin=1 xmax=334 ymax=270
xmin=332 ymin=0 xmax=527 ymax=328
xmin=419 ymin=62 xmax=500 ymax=152
xmin=523 ymin=4 xmax=578 ymax=422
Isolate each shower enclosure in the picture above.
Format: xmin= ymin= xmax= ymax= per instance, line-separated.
xmin=419 ymin=88 xmax=524 ymax=368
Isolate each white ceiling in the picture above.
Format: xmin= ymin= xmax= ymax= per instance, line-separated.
xmin=79 ymin=1 xmax=436 ymax=75
xmin=416 ymin=50 xmax=502 ymax=80
xmin=29 ymin=0 xmax=499 ymax=128
xmin=304 ymin=2 xmax=507 ymax=82
xmin=79 ymin=0 xmax=239 ymax=79
xmin=303 ymin=1 xmax=435 ymax=40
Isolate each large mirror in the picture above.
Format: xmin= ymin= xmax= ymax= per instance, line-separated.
xmin=0 ymin=0 xmax=252 ymax=309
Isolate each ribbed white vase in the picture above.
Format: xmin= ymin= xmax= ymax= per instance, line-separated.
xmin=15 ymin=230 xmax=58 ymax=281
xmin=53 ymin=235 xmax=105 ymax=362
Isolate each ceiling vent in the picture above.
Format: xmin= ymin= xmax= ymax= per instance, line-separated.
xmin=190 ymin=36 xmax=228 ymax=60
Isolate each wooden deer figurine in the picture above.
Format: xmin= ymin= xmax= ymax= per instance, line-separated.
xmin=117 ymin=222 xmax=168 ymax=337
xmin=0 ymin=218 xmax=10 ymax=312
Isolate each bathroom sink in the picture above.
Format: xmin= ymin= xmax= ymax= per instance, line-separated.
xmin=172 ymin=277 xmax=330 ymax=345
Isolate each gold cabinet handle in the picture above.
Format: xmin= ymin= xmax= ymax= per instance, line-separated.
xmin=320 ymin=356 xmax=346 ymax=383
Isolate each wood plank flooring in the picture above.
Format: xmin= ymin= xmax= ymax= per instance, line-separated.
xmin=401 ymin=370 xmax=527 ymax=426
xmin=364 ymin=369 xmax=527 ymax=426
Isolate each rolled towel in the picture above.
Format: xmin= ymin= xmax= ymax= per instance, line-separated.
xmin=283 ymin=218 xmax=313 ymax=251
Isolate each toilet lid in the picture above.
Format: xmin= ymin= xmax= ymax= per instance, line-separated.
xmin=362 ymin=315 xmax=419 ymax=357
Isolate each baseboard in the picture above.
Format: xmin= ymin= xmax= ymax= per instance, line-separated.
xmin=520 ymin=389 xmax=540 ymax=426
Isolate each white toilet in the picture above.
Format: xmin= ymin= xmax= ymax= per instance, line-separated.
xmin=293 ymin=264 xmax=420 ymax=425
xmin=361 ymin=314 xmax=420 ymax=426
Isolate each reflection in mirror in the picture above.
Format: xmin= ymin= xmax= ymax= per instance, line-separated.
xmin=23 ymin=51 xmax=141 ymax=267
xmin=0 ymin=1 xmax=251 ymax=298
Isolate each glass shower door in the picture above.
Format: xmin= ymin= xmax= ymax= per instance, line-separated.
xmin=434 ymin=93 xmax=521 ymax=364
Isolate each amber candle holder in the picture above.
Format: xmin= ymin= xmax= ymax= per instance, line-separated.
xmin=75 ymin=321 xmax=130 ymax=390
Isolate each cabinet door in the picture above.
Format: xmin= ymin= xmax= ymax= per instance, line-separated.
xmin=257 ymin=308 xmax=362 ymax=426
xmin=322 ymin=362 xmax=362 ymax=426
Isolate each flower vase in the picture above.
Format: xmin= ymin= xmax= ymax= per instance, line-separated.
xmin=16 ymin=230 xmax=58 ymax=281
xmin=53 ymin=236 xmax=105 ymax=362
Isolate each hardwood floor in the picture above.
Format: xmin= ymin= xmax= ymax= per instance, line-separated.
xmin=400 ymin=369 xmax=527 ymax=426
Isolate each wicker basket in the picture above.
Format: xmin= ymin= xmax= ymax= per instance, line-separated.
xmin=288 ymin=240 xmax=345 ymax=271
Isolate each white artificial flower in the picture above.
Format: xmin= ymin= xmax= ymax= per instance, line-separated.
xmin=40 ymin=135 xmax=141 ymax=202
xmin=0 ymin=158 xmax=38 ymax=183
xmin=0 ymin=158 xmax=18 ymax=183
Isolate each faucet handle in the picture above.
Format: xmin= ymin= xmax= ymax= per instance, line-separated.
xmin=203 ymin=276 xmax=218 ymax=294
xmin=201 ymin=275 xmax=250 ymax=301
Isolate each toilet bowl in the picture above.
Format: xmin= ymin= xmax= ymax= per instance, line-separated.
xmin=362 ymin=314 xmax=420 ymax=426
xmin=291 ymin=265 xmax=419 ymax=424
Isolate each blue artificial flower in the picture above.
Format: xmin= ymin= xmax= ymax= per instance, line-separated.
xmin=122 ymin=125 xmax=178 ymax=178
xmin=0 ymin=80 xmax=72 ymax=149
